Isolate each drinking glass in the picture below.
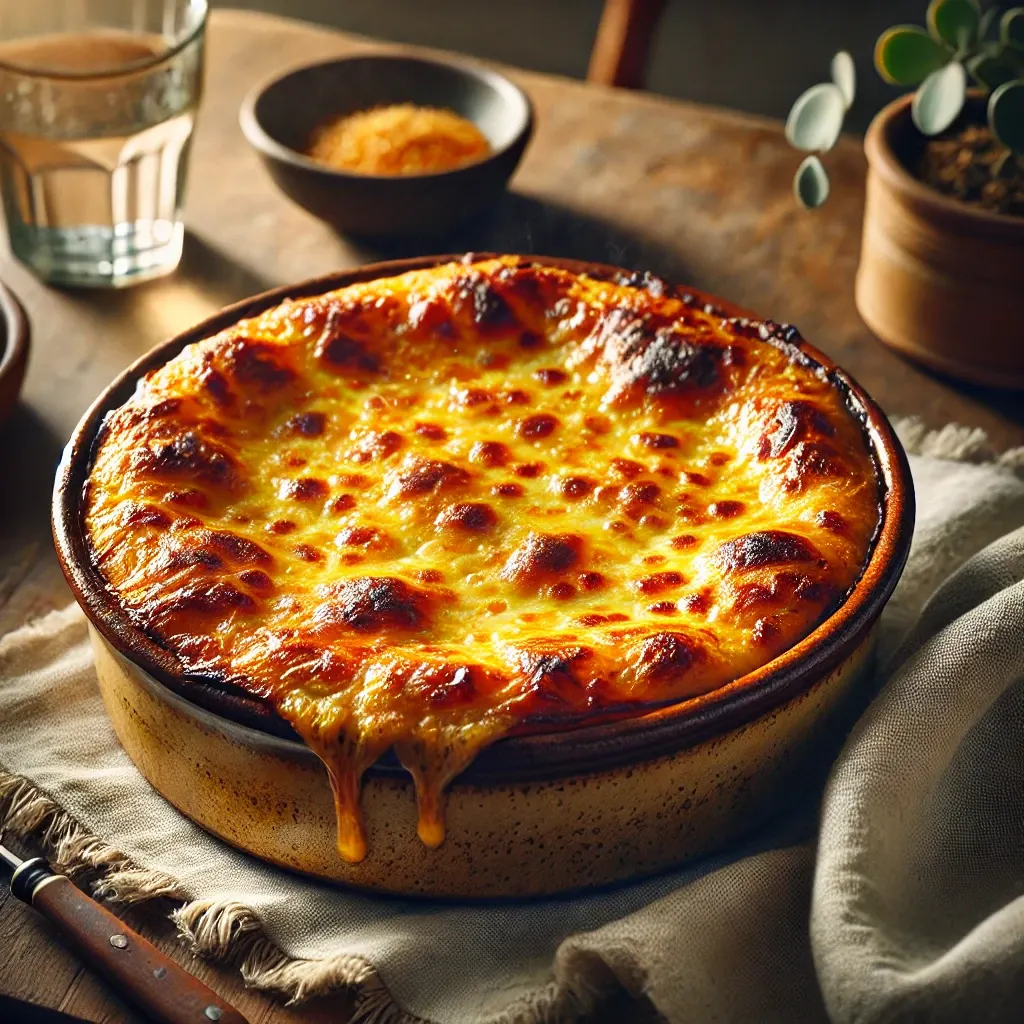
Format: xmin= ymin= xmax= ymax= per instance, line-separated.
xmin=0 ymin=0 xmax=207 ymax=287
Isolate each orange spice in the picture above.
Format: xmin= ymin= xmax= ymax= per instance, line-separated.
xmin=306 ymin=104 xmax=491 ymax=176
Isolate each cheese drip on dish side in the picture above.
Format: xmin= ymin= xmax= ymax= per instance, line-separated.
xmin=85 ymin=257 xmax=881 ymax=862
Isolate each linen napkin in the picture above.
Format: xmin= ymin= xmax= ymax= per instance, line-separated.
xmin=1 ymin=421 xmax=1023 ymax=1024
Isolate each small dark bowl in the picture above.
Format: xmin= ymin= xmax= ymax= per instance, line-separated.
xmin=239 ymin=54 xmax=534 ymax=238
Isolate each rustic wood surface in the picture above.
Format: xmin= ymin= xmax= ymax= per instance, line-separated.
xmin=0 ymin=9 xmax=1021 ymax=1023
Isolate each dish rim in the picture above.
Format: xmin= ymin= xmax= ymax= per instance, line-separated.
xmin=52 ymin=253 xmax=915 ymax=784
xmin=238 ymin=52 xmax=535 ymax=183
xmin=0 ymin=278 xmax=30 ymax=423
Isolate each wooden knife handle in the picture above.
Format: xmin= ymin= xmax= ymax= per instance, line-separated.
xmin=22 ymin=871 xmax=248 ymax=1024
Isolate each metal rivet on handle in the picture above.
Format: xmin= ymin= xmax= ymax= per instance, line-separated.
xmin=109 ymin=934 xmax=129 ymax=949
xmin=204 ymin=1007 xmax=223 ymax=1021
xmin=153 ymin=966 xmax=167 ymax=979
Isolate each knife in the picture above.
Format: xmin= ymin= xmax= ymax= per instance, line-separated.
xmin=1 ymin=836 xmax=249 ymax=1024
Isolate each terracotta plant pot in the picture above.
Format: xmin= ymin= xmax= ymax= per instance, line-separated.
xmin=856 ymin=94 xmax=1024 ymax=389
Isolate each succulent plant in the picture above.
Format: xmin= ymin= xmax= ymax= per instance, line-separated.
xmin=787 ymin=0 xmax=1024 ymax=208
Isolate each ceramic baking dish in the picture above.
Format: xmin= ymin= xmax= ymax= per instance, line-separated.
xmin=53 ymin=255 xmax=914 ymax=897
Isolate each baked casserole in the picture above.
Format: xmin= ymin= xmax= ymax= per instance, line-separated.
xmin=81 ymin=256 xmax=885 ymax=869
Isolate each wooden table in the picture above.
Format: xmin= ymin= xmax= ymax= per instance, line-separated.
xmin=1 ymin=9 xmax=1021 ymax=1023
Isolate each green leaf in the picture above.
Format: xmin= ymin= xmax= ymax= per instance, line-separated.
xmin=831 ymin=50 xmax=856 ymax=109
xmin=1002 ymin=8 xmax=1024 ymax=50
xmin=875 ymin=25 xmax=950 ymax=85
xmin=989 ymin=79 xmax=1024 ymax=152
xmin=927 ymin=0 xmax=980 ymax=48
xmin=967 ymin=51 xmax=1020 ymax=91
xmin=979 ymin=5 xmax=999 ymax=41
xmin=785 ymin=83 xmax=847 ymax=152
xmin=794 ymin=155 xmax=830 ymax=208
xmin=913 ymin=62 xmax=967 ymax=134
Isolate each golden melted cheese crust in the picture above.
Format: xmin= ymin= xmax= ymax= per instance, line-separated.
xmin=85 ymin=257 xmax=881 ymax=861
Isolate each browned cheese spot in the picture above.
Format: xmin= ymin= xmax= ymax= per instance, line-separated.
xmin=295 ymin=544 xmax=323 ymax=563
xmin=336 ymin=525 xmax=392 ymax=550
xmin=577 ymin=571 xmax=605 ymax=591
xmin=165 ymin=489 xmax=208 ymax=509
xmin=512 ymin=639 xmax=594 ymax=706
xmin=458 ymin=387 xmax=494 ymax=409
xmin=389 ymin=455 xmax=470 ymax=499
xmin=633 ymin=571 xmax=684 ymax=595
xmin=518 ymin=414 xmax=559 ymax=440
xmin=679 ymin=591 xmax=710 ymax=615
xmin=670 ymin=533 xmax=698 ymax=549
xmin=610 ymin=458 xmax=645 ymax=480
xmin=207 ymin=530 xmax=271 ymax=565
xmin=457 ymin=272 xmax=517 ymax=331
xmin=121 ymin=503 xmax=171 ymax=529
xmin=648 ymin=601 xmax=678 ymax=615
xmin=632 ymin=631 xmax=705 ymax=682
xmin=414 ymin=422 xmax=447 ymax=442
xmin=434 ymin=503 xmax=497 ymax=532
xmin=469 ymin=441 xmax=510 ymax=467
xmin=594 ymin=310 xmax=732 ymax=409
xmin=514 ymin=462 xmax=544 ymax=479
xmin=315 ymin=577 xmax=429 ymax=633
xmin=287 ymin=411 xmax=326 ymax=436
xmin=314 ymin=315 xmax=380 ymax=374
xmin=715 ymin=530 xmax=824 ymax=573
xmin=224 ymin=338 xmax=295 ymax=391
xmin=493 ymin=482 xmax=524 ymax=497
xmin=280 ymin=477 xmax=329 ymax=502
xmin=619 ymin=481 xmax=662 ymax=520
xmin=783 ymin=442 xmax=846 ymax=489
xmin=416 ymin=664 xmax=481 ymax=709
xmin=237 ymin=569 xmax=274 ymax=592
xmin=329 ymin=494 xmax=356 ymax=513
xmin=534 ymin=368 xmax=568 ymax=386
xmin=147 ymin=397 xmax=181 ymax=418
xmin=348 ymin=429 xmax=403 ymax=464
xmin=816 ymin=510 xmax=847 ymax=533
xmin=758 ymin=400 xmax=835 ymax=460
xmin=268 ymin=519 xmax=297 ymax=535
xmin=560 ymin=476 xmax=594 ymax=500
xmin=200 ymin=367 xmax=231 ymax=406
xmin=132 ymin=431 xmax=238 ymax=487
xmin=708 ymin=500 xmax=745 ymax=519
xmin=500 ymin=532 xmax=583 ymax=587
xmin=149 ymin=580 xmax=255 ymax=624
xmin=634 ymin=432 xmax=679 ymax=449
xmin=753 ymin=617 xmax=782 ymax=646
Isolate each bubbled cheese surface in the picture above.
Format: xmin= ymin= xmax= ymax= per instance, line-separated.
xmin=85 ymin=257 xmax=881 ymax=862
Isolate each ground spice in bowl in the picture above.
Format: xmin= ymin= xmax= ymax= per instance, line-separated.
xmin=306 ymin=104 xmax=492 ymax=176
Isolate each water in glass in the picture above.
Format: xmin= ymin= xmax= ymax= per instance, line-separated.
xmin=0 ymin=1 xmax=206 ymax=287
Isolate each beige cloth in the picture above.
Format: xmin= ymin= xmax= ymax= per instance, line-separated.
xmin=1 ymin=424 xmax=1024 ymax=1024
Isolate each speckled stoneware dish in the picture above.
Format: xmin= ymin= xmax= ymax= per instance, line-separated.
xmin=53 ymin=255 xmax=914 ymax=898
